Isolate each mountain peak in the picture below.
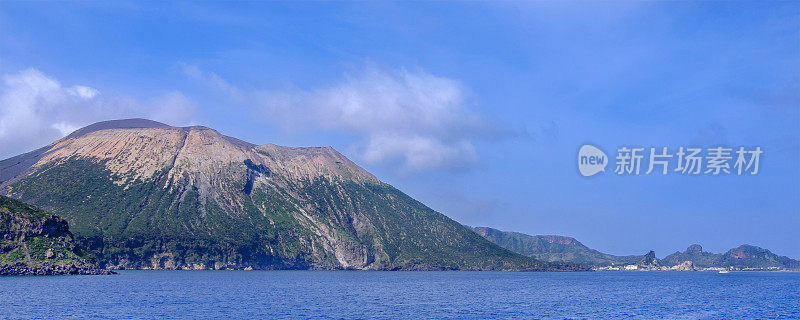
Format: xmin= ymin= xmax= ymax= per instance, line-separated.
xmin=685 ymin=244 xmax=703 ymax=254
xmin=637 ymin=250 xmax=660 ymax=268
xmin=725 ymin=244 xmax=767 ymax=259
xmin=65 ymin=118 xmax=170 ymax=140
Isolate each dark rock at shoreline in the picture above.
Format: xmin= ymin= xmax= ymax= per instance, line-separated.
xmin=0 ymin=262 xmax=115 ymax=275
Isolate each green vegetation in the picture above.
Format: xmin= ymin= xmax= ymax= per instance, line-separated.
xmin=661 ymin=245 xmax=720 ymax=267
xmin=7 ymin=157 xmax=576 ymax=270
xmin=0 ymin=195 xmax=98 ymax=267
xmin=0 ymin=195 xmax=50 ymax=222
xmin=476 ymin=228 xmax=800 ymax=269
xmin=651 ymin=244 xmax=800 ymax=269
xmin=0 ymin=248 xmax=25 ymax=264
xmin=473 ymin=227 xmax=642 ymax=266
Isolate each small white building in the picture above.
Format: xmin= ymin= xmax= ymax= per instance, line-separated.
xmin=624 ymin=265 xmax=639 ymax=270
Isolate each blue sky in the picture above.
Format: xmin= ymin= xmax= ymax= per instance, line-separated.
xmin=1 ymin=2 xmax=798 ymax=258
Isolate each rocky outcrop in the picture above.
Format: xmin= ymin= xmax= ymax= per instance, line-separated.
xmin=669 ymin=260 xmax=696 ymax=271
xmin=685 ymin=244 xmax=703 ymax=254
xmin=661 ymin=244 xmax=720 ymax=268
xmin=0 ymin=211 xmax=70 ymax=242
xmin=636 ymin=251 xmax=660 ymax=269
xmin=0 ymin=196 xmax=113 ymax=275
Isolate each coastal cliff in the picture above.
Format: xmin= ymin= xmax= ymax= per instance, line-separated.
xmin=0 ymin=196 xmax=113 ymax=275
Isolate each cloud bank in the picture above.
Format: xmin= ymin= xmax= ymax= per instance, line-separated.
xmin=0 ymin=69 xmax=196 ymax=159
xmin=251 ymin=67 xmax=494 ymax=172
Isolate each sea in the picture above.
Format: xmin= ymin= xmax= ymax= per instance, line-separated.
xmin=1 ymin=271 xmax=798 ymax=319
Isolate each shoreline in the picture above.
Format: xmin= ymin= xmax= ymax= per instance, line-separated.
xmin=0 ymin=262 xmax=116 ymax=276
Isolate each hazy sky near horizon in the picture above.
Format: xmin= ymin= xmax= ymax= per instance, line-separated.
xmin=1 ymin=2 xmax=798 ymax=257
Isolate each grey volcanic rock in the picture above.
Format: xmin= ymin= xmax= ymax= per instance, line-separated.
xmin=0 ymin=261 xmax=115 ymax=275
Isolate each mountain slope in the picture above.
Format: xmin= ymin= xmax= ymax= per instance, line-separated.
xmin=0 ymin=196 xmax=112 ymax=275
xmin=0 ymin=119 xmax=580 ymax=271
xmin=661 ymin=244 xmax=722 ymax=268
xmin=715 ymin=245 xmax=800 ymax=269
xmin=472 ymin=227 xmax=641 ymax=266
xmin=475 ymin=227 xmax=800 ymax=269
xmin=663 ymin=244 xmax=800 ymax=269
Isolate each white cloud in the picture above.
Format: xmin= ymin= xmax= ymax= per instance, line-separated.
xmin=0 ymin=68 xmax=197 ymax=159
xmin=67 ymin=85 xmax=99 ymax=99
xmin=252 ymin=67 xmax=493 ymax=172
xmin=175 ymin=63 xmax=502 ymax=172
xmin=360 ymin=133 xmax=478 ymax=172
xmin=148 ymin=91 xmax=197 ymax=125
xmin=178 ymin=61 xmax=241 ymax=100
xmin=51 ymin=122 xmax=80 ymax=137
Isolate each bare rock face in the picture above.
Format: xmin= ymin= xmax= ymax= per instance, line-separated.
xmin=670 ymin=260 xmax=696 ymax=271
xmin=685 ymin=244 xmax=703 ymax=254
xmin=0 ymin=119 xmax=563 ymax=271
xmin=636 ymin=251 xmax=660 ymax=269
xmin=30 ymin=123 xmax=376 ymax=188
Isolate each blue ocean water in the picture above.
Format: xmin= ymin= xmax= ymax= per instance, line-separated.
xmin=1 ymin=271 xmax=798 ymax=319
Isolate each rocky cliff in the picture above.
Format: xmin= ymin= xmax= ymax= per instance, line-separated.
xmin=0 ymin=196 xmax=112 ymax=275
xmin=636 ymin=251 xmax=660 ymax=269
